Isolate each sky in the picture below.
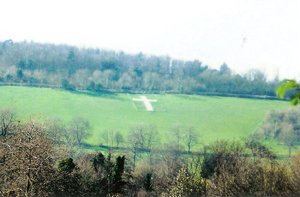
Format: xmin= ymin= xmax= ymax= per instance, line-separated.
xmin=0 ymin=0 xmax=299 ymax=79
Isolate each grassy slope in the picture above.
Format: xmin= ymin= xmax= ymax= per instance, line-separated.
xmin=0 ymin=86 xmax=291 ymax=153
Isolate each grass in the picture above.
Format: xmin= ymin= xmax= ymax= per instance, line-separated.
xmin=0 ymin=86 xmax=291 ymax=154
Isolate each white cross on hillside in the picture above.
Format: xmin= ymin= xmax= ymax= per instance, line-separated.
xmin=133 ymin=96 xmax=157 ymax=112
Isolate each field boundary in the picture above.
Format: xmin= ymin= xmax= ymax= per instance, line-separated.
xmin=81 ymin=143 xmax=291 ymax=159
xmin=0 ymin=83 xmax=282 ymax=101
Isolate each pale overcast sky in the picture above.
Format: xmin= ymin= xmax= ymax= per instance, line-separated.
xmin=0 ymin=0 xmax=299 ymax=79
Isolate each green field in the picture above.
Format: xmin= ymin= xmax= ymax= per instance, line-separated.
xmin=0 ymin=86 xmax=292 ymax=153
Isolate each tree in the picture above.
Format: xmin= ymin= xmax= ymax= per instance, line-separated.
xmin=66 ymin=49 xmax=77 ymax=74
xmin=171 ymin=125 xmax=183 ymax=151
xmin=144 ymin=124 xmax=159 ymax=151
xmin=201 ymin=140 xmax=245 ymax=179
xmin=279 ymin=122 xmax=297 ymax=157
xmin=164 ymin=167 xmax=203 ymax=197
xmin=71 ymin=69 xmax=91 ymax=88
xmin=128 ymin=125 xmax=145 ymax=169
xmin=260 ymin=110 xmax=284 ymax=139
xmin=16 ymin=69 xmax=24 ymax=80
xmin=54 ymin=157 xmax=81 ymax=195
xmin=58 ymin=158 xmax=76 ymax=173
xmin=118 ymin=72 xmax=133 ymax=90
xmin=143 ymin=173 xmax=153 ymax=192
xmin=219 ymin=63 xmax=231 ymax=75
xmin=275 ymin=80 xmax=300 ymax=156
xmin=102 ymin=129 xmax=118 ymax=147
xmin=277 ymin=79 xmax=300 ymax=105
xmin=258 ymin=109 xmax=300 ymax=157
xmin=245 ymin=138 xmax=276 ymax=159
xmin=88 ymin=152 xmax=114 ymax=195
xmin=112 ymin=156 xmax=126 ymax=193
xmin=170 ymin=125 xmax=198 ymax=154
xmin=114 ymin=131 xmax=124 ymax=148
xmin=0 ymin=108 xmax=16 ymax=136
xmin=0 ymin=120 xmax=55 ymax=196
xmin=88 ymin=152 xmax=126 ymax=195
xmin=61 ymin=79 xmax=75 ymax=91
xmin=183 ymin=126 xmax=199 ymax=153
xmin=17 ymin=60 xmax=26 ymax=69
xmin=69 ymin=117 xmax=91 ymax=145
xmin=128 ymin=124 xmax=159 ymax=168
xmin=45 ymin=118 xmax=66 ymax=144
xmin=201 ymin=140 xmax=292 ymax=197
xmin=91 ymin=152 xmax=105 ymax=173
xmin=143 ymin=72 xmax=160 ymax=91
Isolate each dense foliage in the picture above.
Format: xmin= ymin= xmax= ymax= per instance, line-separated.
xmin=277 ymin=80 xmax=300 ymax=105
xmin=0 ymin=40 xmax=279 ymax=96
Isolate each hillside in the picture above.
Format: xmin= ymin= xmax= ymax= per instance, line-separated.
xmin=0 ymin=86 xmax=289 ymax=150
xmin=0 ymin=40 xmax=279 ymax=96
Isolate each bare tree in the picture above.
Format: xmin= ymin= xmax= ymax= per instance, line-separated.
xmin=71 ymin=69 xmax=91 ymax=88
xmin=279 ymin=122 xmax=297 ymax=157
xmin=117 ymin=72 xmax=133 ymax=90
xmin=128 ymin=125 xmax=145 ymax=169
xmin=0 ymin=108 xmax=17 ymax=137
xmin=102 ymin=128 xmax=118 ymax=147
xmin=128 ymin=124 xmax=159 ymax=169
xmin=183 ymin=127 xmax=199 ymax=153
xmin=45 ymin=118 xmax=66 ymax=144
xmin=169 ymin=125 xmax=199 ymax=154
xmin=170 ymin=125 xmax=184 ymax=151
xmin=0 ymin=120 xmax=55 ymax=196
xmin=69 ymin=117 xmax=91 ymax=145
xmin=258 ymin=109 xmax=300 ymax=157
xmin=128 ymin=124 xmax=159 ymax=150
xmin=114 ymin=131 xmax=124 ymax=148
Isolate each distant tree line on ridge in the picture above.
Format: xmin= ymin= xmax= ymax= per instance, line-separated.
xmin=0 ymin=40 xmax=280 ymax=96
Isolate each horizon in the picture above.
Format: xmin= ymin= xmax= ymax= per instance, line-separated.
xmin=0 ymin=0 xmax=299 ymax=79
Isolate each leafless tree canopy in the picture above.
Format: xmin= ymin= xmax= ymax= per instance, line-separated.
xmin=69 ymin=117 xmax=91 ymax=145
xmin=0 ymin=108 xmax=16 ymax=137
xmin=0 ymin=120 xmax=55 ymax=196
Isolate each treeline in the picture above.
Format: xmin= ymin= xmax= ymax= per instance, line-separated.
xmin=2 ymin=108 xmax=300 ymax=197
xmin=0 ymin=40 xmax=279 ymax=96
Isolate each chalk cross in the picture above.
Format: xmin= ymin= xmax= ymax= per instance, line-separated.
xmin=133 ymin=96 xmax=157 ymax=112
